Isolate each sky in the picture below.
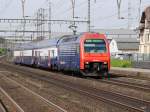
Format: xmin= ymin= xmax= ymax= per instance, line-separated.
xmin=0 ymin=0 xmax=150 ymax=31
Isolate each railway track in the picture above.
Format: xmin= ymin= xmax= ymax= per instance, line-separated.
xmin=0 ymin=86 xmax=25 ymax=112
xmin=5 ymin=76 xmax=67 ymax=112
xmin=1 ymin=63 xmax=150 ymax=112
xmin=0 ymin=100 xmax=7 ymax=112
xmin=98 ymin=78 xmax=150 ymax=92
xmin=0 ymin=74 xmax=67 ymax=112
xmin=29 ymin=75 xmax=150 ymax=112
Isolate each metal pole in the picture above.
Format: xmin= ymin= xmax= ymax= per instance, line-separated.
xmin=71 ymin=0 xmax=75 ymax=33
xmin=88 ymin=0 xmax=91 ymax=32
xmin=70 ymin=0 xmax=76 ymax=35
xmin=37 ymin=11 xmax=39 ymax=38
xmin=48 ymin=0 xmax=51 ymax=39
xmin=128 ymin=0 xmax=131 ymax=29
xmin=40 ymin=8 xmax=42 ymax=38
xmin=117 ymin=0 xmax=122 ymax=19
xmin=138 ymin=0 xmax=142 ymax=23
xmin=42 ymin=9 xmax=45 ymax=39
xmin=21 ymin=0 xmax=26 ymax=43
xmin=0 ymin=18 xmax=88 ymax=23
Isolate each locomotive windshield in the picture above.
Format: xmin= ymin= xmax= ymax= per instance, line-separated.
xmin=84 ymin=39 xmax=106 ymax=53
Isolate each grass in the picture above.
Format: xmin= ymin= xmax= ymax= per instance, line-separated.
xmin=111 ymin=59 xmax=132 ymax=68
xmin=0 ymin=48 xmax=6 ymax=55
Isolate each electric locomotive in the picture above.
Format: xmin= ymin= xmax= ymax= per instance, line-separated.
xmin=57 ymin=32 xmax=110 ymax=76
xmin=14 ymin=32 xmax=110 ymax=76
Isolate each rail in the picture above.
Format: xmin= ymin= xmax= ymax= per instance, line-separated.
xmin=99 ymin=78 xmax=150 ymax=92
xmin=0 ymin=87 xmax=25 ymax=112
xmin=4 ymin=76 xmax=67 ymax=112
xmin=4 ymin=64 xmax=149 ymax=112
xmin=0 ymin=100 xmax=7 ymax=112
xmin=1 ymin=63 xmax=150 ymax=112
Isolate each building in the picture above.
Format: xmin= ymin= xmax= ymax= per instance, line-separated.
xmin=108 ymin=39 xmax=119 ymax=54
xmin=139 ymin=6 xmax=150 ymax=54
xmin=92 ymin=29 xmax=138 ymax=39
xmin=92 ymin=29 xmax=139 ymax=55
xmin=115 ymin=38 xmax=139 ymax=54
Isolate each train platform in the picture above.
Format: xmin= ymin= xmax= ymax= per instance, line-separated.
xmin=110 ymin=67 xmax=150 ymax=78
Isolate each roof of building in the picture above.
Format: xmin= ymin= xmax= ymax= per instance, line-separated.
xmin=140 ymin=6 xmax=150 ymax=29
xmin=92 ymin=29 xmax=139 ymax=51
xmin=92 ymin=29 xmax=138 ymax=35
xmin=92 ymin=29 xmax=138 ymax=39
xmin=117 ymin=43 xmax=139 ymax=50
xmin=108 ymin=38 xmax=139 ymax=50
xmin=115 ymin=38 xmax=139 ymax=43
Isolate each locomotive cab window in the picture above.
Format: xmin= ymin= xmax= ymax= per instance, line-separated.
xmin=84 ymin=39 xmax=106 ymax=53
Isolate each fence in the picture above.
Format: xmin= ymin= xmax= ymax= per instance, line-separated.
xmin=132 ymin=53 xmax=150 ymax=62
xmin=111 ymin=53 xmax=150 ymax=69
xmin=111 ymin=53 xmax=150 ymax=62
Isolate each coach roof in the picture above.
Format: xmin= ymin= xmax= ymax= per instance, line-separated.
xmin=34 ymin=38 xmax=60 ymax=49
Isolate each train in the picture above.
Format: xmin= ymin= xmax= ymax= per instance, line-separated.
xmin=14 ymin=32 xmax=110 ymax=76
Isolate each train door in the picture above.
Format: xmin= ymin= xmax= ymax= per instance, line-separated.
xmin=48 ymin=50 xmax=51 ymax=67
xmin=38 ymin=51 xmax=41 ymax=65
xmin=19 ymin=51 xmax=22 ymax=63
xmin=20 ymin=51 xmax=23 ymax=64
xmin=35 ymin=51 xmax=37 ymax=63
xmin=34 ymin=51 xmax=39 ymax=65
xmin=31 ymin=50 xmax=34 ymax=65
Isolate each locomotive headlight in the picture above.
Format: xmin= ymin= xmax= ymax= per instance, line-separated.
xmin=104 ymin=62 xmax=107 ymax=64
xmin=85 ymin=62 xmax=89 ymax=64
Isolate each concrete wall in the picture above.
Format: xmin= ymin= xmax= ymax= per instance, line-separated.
xmin=132 ymin=61 xmax=150 ymax=69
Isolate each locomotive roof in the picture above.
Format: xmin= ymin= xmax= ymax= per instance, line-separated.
xmin=57 ymin=34 xmax=81 ymax=44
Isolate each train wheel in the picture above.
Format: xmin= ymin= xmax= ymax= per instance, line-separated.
xmin=100 ymin=72 xmax=110 ymax=80
xmin=107 ymin=73 xmax=111 ymax=80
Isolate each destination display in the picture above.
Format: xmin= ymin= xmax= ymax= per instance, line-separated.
xmin=85 ymin=39 xmax=104 ymax=43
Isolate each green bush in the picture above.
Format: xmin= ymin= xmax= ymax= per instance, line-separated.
xmin=0 ymin=48 xmax=6 ymax=55
xmin=111 ymin=59 xmax=132 ymax=68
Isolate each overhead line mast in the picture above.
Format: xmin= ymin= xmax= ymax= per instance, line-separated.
xmin=48 ymin=0 xmax=51 ymax=39
xmin=138 ymin=0 xmax=142 ymax=23
xmin=117 ymin=0 xmax=122 ymax=19
xmin=128 ymin=0 xmax=131 ymax=29
xmin=21 ymin=0 xmax=26 ymax=42
xmin=69 ymin=0 xmax=77 ymax=35
xmin=88 ymin=0 xmax=91 ymax=32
